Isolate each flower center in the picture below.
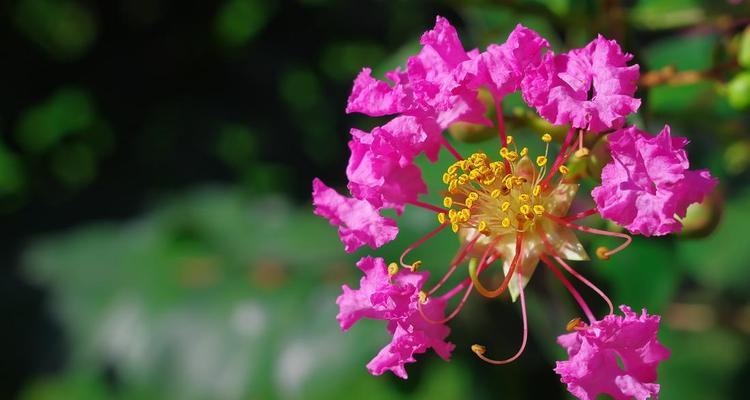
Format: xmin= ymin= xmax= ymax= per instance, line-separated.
xmin=438 ymin=134 xmax=564 ymax=236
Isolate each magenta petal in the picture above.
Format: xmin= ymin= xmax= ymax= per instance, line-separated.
xmin=555 ymin=305 xmax=670 ymax=400
xmin=522 ymin=35 xmax=640 ymax=132
xmin=592 ymin=125 xmax=718 ymax=236
xmin=346 ymin=68 xmax=406 ymax=116
xmin=312 ymin=179 xmax=398 ymax=253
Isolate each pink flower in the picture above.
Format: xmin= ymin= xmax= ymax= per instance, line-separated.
xmin=555 ymin=306 xmax=671 ymax=400
xmin=458 ymin=24 xmax=550 ymax=98
xmin=312 ymin=179 xmax=398 ymax=253
xmin=592 ymin=125 xmax=718 ymax=236
xmin=346 ymin=16 xmax=490 ymax=129
xmin=337 ymin=257 xmax=454 ymax=379
xmin=522 ymin=35 xmax=640 ymax=132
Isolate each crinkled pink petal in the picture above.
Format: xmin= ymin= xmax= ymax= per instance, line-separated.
xmin=555 ymin=305 xmax=671 ymax=400
xmin=312 ymin=179 xmax=398 ymax=252
xmin=346 ymin=68 xmax=407 ymax=116
xmin=522 ymin=35 xmax=640 ymax=132
xmin=458 ymin=24 xmax=549 ymax=98
xmin=592 ymin=125 xmax=718 ymax=236
xmin=347 ymin=16 xmax=490 ymax=130
xmin=346 ymin=125 xmax=428 ymax=213
xmin=337 ymin=259 xmax=454 ymax=379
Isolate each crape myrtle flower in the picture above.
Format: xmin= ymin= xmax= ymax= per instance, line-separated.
xmin=556 ymin=306 xmax=671 ymax=400
xmin=311 ymin=15 xmax=714 ymax=395
xmin=592 ymin=125 xmax=718 ymax=236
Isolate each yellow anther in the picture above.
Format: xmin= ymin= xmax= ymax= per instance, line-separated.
xmin=596 ymin=246 xmax=611 ymax=260
xmin=458 ymin=174 xmax=469 ymax=184
xmin=506 ymin=151 xmax=518 ymax=162
xmin=520 ymin=147 xmax=528 ymax=157
xmin=469 ymin=170 xmax=481 ymax=180
xmin=559 ymin=165 xmax=570 ymax=174
xmin=418 ymin=291 xmax=428 ymax=304
xmin=388 ymin=262 xmax=399 ymax=276
xmin=504 ymin=177 xmax=515 ymax=190
xmin=448 ymin=209 xmax=457 ymax=220
xmin=533 ymin=205 xmax=545 ymax=215
xmin=471 ymin=344 xmax=486 ymax=355
xmin=465 ymin=198 xmax=474 ymax=208
xmin=506 ymin=136 xmax=514 ymax=145
xmin=443 ymin=196 xmax=453 ymax=208
xmin=533 ymin=185 xmax=541 ymax=196
xmin=477 ymin=220 xmax=487 ymax=232
xmin=575 ymin=147 xmax=590 ymax=158
xmin=447 ymin=165 xmax=459 ymax=174
xmin=451 ymin=223 xmax=459 ymax=233
xmin=461 ymin=208 xmax=471 ymax=220
xmin=536 ymin=155 xmax=548 ymax=167
xmin=483 ymin=176 xmax=497 ymax=185
xmin=501 ymin=217 xmax=511 ymax=228
xmin=442 ymin=172 xmax=451 ymax=184
xmin=437 ymin=212 xmax=446 ymax=224
xmin=499 ymin=147 xmax=509 ymax=157
xmin=501 ymin=201 xmax=510 ymax=211
xmin=410 ymin=260 xmax=422 ymax=271
xmin=448 ymin=179 xmax=458 ymax=193
xmin=518 ymin=194 xmax=530 ymax=203
xmin=542 ymin=133 xmax=552 ymax=143
xmin=491 ymin=189 xmax=501 ymax=198
xmin=566 ymin=317 xmax=583 ymax=332
xmin=520 ymin=204 xmax=531 ymax=215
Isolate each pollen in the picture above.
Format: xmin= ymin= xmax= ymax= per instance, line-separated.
xmin=542 ymin=133 xmax=552 ymax=143
xmin=536 ymin=156 xmax=548 ymax=167
xmin=506 ymin=135 xmax=514 ymax=145
xmin=559 ymin=165 xmax=570 ymax=174
xmin=437 ymin=212 xmax=446 ymax=224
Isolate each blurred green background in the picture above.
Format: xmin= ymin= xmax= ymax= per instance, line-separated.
xmin=1 ymin=0 xmax=750 ymax=399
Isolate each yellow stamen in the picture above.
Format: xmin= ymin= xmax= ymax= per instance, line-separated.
xmin=437 ymin=212 xmax=446 ymax=224
xmin=520 ymin=147 xmax=528 ymax=157
xmin=518 ymin=194 xmax=530 ymax=203
xmin=443 ymin=196 xmax=453 ymax=208
xmin=566 ymin=317 xmax=583 ymax=332
xmin=418 ymin=291 xmax=428 ymax=304
xmin=536 ymin=156 xmax=548 ymax=167
xmin=506 ymin=135 xmax=513 ymax=145
xmin=501 ymin=201 xmax=510 ymax=211
xmin=533 ymin=185 xmax=541 ymax=196
xmin=501 ymin=217 xmax=511 ymax=227
xmin=559 ymin=165 xmax=570 ymax=174
xmin=410 ymin=260 xmax=422 ymax=271
xmin=542 ymin=133 xmax=552 ymax=143
xmin=519 ymin=204 xmax=531 ymax=215
xmin=451 ymin=223 xmax=459 ymax=233
xmin=533 ymin=205 xmax=545 ymax=215
xmin=491 ymin=189 xmax=501 ymax=198
xmin=388 ymin=262 xmax=399 ymax=276
xmin=477 ymin=220 xmax=487 ymax=232
xmin=596 ymin=246 xmax=610 ymax=260
xmin=575 ymin=147 xmax=590 ymax=158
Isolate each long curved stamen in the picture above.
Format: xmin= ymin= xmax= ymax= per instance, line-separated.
xmin=441 ymin=136 xmax=464 ymax=161
xmin=471 ymin=252 xmax=528 ymax=364
xmin=495 ymin=98 xmax=507 ymax=147
xmin=399 ymin=223 xmax=448 ymax=269
xmin=554 ymin=256 xmax=613 ymax=315
xmin=564 ymin=207 xmax=598 ymax=222
xmin=470 ymin=234 xmax=524 ymax=298
xmin=541 ymin=254 xmax=596 ymax=323
xmin=420 ymin=255 xmax=497 ymax=325
xmin=544 ymin=212 xmax=632 ymax=258
xmin=407 ymin=200 xmax=447 ymax=214
xmin=428 ymin=234 xmax=480 ymax=296
xmin=537 ymin=226 xmax=614 ymax=315
xmin=542 ymin=126 xmax=576 ymax=189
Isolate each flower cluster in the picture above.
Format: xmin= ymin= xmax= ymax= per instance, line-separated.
xmin=313 ymin=16 xmax=716 ymax=399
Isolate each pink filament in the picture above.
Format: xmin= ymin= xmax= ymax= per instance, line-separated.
xmin=441 ymin=136 xmax=464 ymax=161
xmin=427 ymin=234 xmax=480 ymax=296
xmin=495 ymin=98 xmax=511 ymax=171
xmin=542 ymin=126 xmax=576 ymax=189
xmin=399 ymin=222 xmax=448 ymax=268
xmin=473 ymin=251 xmax=529 ymax=365
xmin=407 ymin=200 xmax=446 ymax=214
xmin=471 ymin=234 xmax=523 ymax=299
xmin=541 ymin=254 xmax=596 ymax=324
xmin=537 ymin=226 xmax=614 ymax=316
xmin=564 ymin=207 xmax=598 ymax=222
xmin=544 ymin=212 xmax=632 ymax=257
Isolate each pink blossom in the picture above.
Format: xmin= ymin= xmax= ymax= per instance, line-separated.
xmin=312 ymin=179 xmax=398 ymax=253
xmin=555 ymin=306 xmax=671 ymax=400
xmin=592 ymin=125 xmax=718 ymax=236
xmin=458 ymin=24 xmax=550 ymax=98
xmin=336 ymin=256 xmax=454 ymax=379
xmin=346 ymin=16 xmax=490 ymax=129
xmin=522 ymin=35 xmax=640 ymax=132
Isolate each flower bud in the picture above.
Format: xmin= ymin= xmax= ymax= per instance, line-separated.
xmin=727 ymin=72 xmax=750 ymax=110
